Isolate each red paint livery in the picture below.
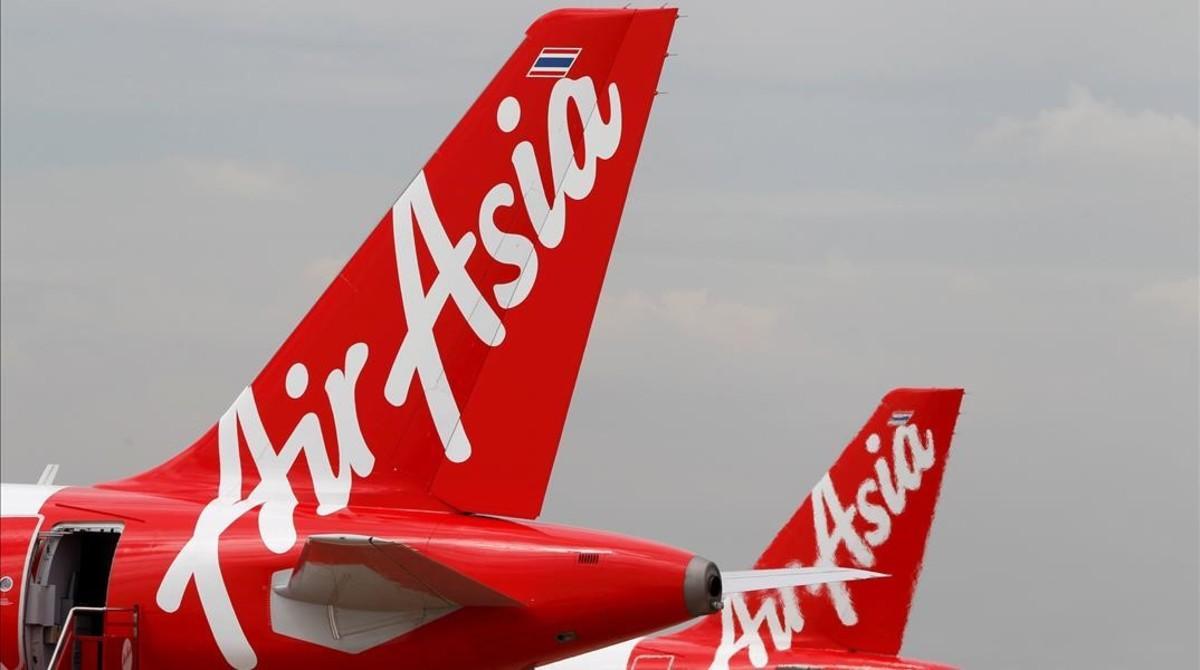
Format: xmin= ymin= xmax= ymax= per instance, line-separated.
xmin=6 ymin=486 xmax=709 ymax=669
xmin=547 ymin=388 xmax=965 ymax=670
xmin=0 ymin=8 xmax=738 ymax=670
xmin=106 ymin=7 xmax=676 ymax=521
xmin=0 ymin=8 xmax=900 ymax=669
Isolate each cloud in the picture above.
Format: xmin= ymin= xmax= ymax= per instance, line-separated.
xmin=597 ymin=289 xmax=780 ymax=352
xmin=977 ymin=85 xmax=1198 ymax=168
xmin=303 ymin=257 xmax=344 ymax=285
xmin=962 ymin=85 xmax=1199 ymax=272
xmin=1134 ymin=276 xmax=1199 ymax=323
xmin=179 ymin=159 xmax=300 ymax=199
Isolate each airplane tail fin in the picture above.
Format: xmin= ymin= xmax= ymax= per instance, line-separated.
xmin=102 ymin=8 xmax=678 ymax=519
xmin=756 ymin=388 xmax=964 ymax=655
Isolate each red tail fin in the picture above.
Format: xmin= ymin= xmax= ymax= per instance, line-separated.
xmin=103 ymin=8 xmax=678 ymax=519
xmin=756 ymin=388 xmax=963 ymax=655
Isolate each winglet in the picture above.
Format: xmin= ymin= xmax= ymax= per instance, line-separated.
xmin=36 ymin=464 xmax=59 ymax=486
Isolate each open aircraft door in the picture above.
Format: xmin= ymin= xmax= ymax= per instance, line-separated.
xmin=7 ymin=520 xmax=134 ymax=670
xmin=1 ymin=515 xmax=43 ymax=670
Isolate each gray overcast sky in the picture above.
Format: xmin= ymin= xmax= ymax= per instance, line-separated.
xmin=2 ymin=1 xmax=1196 ymax=667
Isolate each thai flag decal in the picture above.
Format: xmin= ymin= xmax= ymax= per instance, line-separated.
xmin=527 ymin=47 xmax=581 ymax=78
xmin=888 ymin=410 xmax=914 ymax=426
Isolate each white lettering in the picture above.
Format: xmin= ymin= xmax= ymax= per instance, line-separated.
xmin=384 ymin=174 xmax=504 ymax=463
xmin=157 ymin=344 xmax=373 ymax=669
xmin=163 ymin=76 xmax=626 ymax=667
xmin=711 ymin=579 xmax=806 ymax=670
xmin=479 ymin=183 xmax=538 ymax=309
xmin=515 ymin=77 xmax=621 ymax=248
xmin=387 ymin=76 xmax=623 ymax=462
xmin=713 ymin=422 xmax=940 ymax=669
xmin=807 ymin=474 xmax=869 ymax=625
xmin=482 ymin=97 xmax=539 ymax=308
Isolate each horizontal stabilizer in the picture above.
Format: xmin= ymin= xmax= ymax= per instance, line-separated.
xmin=722 ymin=567 xmax=884 ymax=595
xmin=275 ymin=534 xmax=522 ymax=611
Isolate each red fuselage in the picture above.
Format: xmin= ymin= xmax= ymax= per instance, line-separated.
xmin=545 ymin=618 xmax=956 ymax=670
xmin=1 ymin=484 xmax=711 ymax=669
xmin=622 ymin=630 xmax=956 ymax=670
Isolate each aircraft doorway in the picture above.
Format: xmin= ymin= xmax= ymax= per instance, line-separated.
xmin=23 ymin=523 xmax=123 ymax=670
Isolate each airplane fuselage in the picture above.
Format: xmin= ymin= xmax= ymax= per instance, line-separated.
xmin=1 ymin=483 xmax=711 ymax=670
xmin=544 ymin=626 xmax=956 ymax=670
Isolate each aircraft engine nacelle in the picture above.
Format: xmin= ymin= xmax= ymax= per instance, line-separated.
xmin=683 ymin=554 xmax=724 ymax=616
xmin=416 ymin=514 xmax=726 ymax=663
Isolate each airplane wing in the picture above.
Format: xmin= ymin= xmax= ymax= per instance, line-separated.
xmin=721 ymin=567 xmax=884 ymax=594
xmin=274 ymin=534 xmax=522 ymax=611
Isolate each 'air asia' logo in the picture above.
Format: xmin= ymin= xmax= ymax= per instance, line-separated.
xmin=157 ymin=76 xmax=623 ymax=670
xmin=386 ymin=77 xmax=621 ymax=464
xmin=710 ymin=421 xmax=939 ymax=670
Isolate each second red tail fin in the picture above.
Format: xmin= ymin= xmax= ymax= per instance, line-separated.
xmin=755 ymin=388 xmax=964 ymax=655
